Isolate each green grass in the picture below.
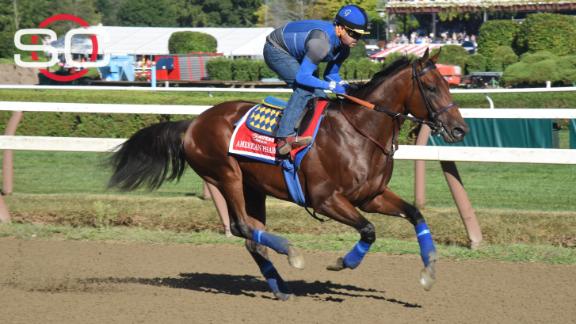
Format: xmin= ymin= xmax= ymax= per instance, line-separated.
xmin=0 ymin=87 xmax=575 ymax=108
xmin=0 ymin=89 xmax=574 ymax=264
xmin=3 ymin=151 xmax=575 ymax=211
xmin=0 ymin=89 xmax=286 ymax=105
xmin=1 ymin=222 xmax=573 ymax=264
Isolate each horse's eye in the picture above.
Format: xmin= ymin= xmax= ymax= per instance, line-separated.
xmin=427 ymin=85 xmax=437 ymax=92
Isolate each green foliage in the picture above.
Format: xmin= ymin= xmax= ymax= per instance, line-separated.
xmin=487 ymin=46 xmax=518 ymax=72
xmin=432 ymin=45 xmax=469 ymax=70
xmin=520 ymin=51 xmax=557 ymax=64
xmin=354 ymin=58 xmax=380 ymax=80
xmin=556 ymin=55 xmax=576 ymax=84
xmin=477 ymin=20 xmax=519 ymax=57
xmin=168 ymin=32 xmax=217 ymax=54
xmin=502 ymin=51 xmax=566 ymax=86
xmin=206 ymin=57 xmax=233 ymax=80
xmin=255 ymin=60 xmax=276 ymax=79
xmin=176 ymin=0 xmax=262 ymax=27
xmin=118 ymin=0 xmax=179 ymax=27
xmin=515 ymin=13 xmax=576 ymax=56
xmin=232 ymin=59 xmax=259 ymax=81
xmin=466 ymin=53 xmax=488 ymax=73
xmin=341 ymin=60 xmax=357 ymax=79
xmin=348 ymin=40 xmax=368 ymax=60
xmin=0 ymin=111 xmax=177 ymax=138
xmin=205 ymin=57 xmax=383 ymax=81
xmin=0 ymin=31 xmax=14 ymax=58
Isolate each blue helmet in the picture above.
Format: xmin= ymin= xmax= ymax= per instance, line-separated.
xmin=334 ymin=4 xmax=370 ymax=35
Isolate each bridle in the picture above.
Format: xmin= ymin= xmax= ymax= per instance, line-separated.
xmin=410 ymin=60 xmax=458 ymax=134
xmin=339 ymin=59 xmax=458 ymax=156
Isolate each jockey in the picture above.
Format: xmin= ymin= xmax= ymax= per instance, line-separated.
xmin=263 ymin=4 xmax=370 ymax=156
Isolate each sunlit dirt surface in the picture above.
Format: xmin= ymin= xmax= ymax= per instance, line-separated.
xmin=1 ymin=238 xmax=574 ymax=323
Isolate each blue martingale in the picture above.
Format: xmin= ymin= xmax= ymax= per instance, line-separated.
xmin=415 ymin=222 xmax=436 ymax=266
xmin=246 ymin=96 xmax=286 ymax=136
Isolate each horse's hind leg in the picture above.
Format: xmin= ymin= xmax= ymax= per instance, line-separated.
xmin=242 ymin=186 xmax=294 ymax=300
xmin=360 ymin=188 xmax=437 ymax=291
xmin=212 ymin=161 xmax=304 ymax=270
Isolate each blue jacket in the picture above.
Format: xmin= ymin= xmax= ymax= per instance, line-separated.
xmin=281 ymin=20 xmax=349 ymax=90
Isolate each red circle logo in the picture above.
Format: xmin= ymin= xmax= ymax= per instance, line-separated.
xmin=31 ymin=14 xmax=99 ymax=82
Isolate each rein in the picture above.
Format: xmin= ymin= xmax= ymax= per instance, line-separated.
xmin=338 ymin=60 xmax=459 ymax=153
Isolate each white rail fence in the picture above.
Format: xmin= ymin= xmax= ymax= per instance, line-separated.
xmin=1 ymin=86 xmax=575 ymax=247
xmin=1 ymin=101 xmax=575 ymax=164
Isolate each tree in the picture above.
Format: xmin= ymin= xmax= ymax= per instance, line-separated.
xmin=96 ymin=0 xmax=126 ymax=26
xmin=515 ymin=13 xmax=576 ymax=56
xmin=258 ymin=0 xmax=379 ymax=28
xmin=118 ymin=0 xmax=179 ymax=27
xmin=0 ymin=0 xmax=14 ymax=58
xmin=177 ymin=0 xmax=262 ymax=27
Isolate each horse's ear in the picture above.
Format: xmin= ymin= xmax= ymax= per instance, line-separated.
xmin=430 ymin=47 xmax=441 ymax=63
xmin=421 ymin=48 xmax=430 ymax=62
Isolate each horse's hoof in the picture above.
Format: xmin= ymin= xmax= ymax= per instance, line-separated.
xmin=326 ymin=257 xmax=345 ymax=271
xmin=287 ymin=246 xmax=305 ymax=269
xmin=274 ymin=292 xmax=295 ymax=301
xmin=419 ymin=252 xmax=438 ymax=291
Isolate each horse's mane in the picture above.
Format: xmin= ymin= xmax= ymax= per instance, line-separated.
xmin=349 ymin=57 xmax=412 ymax=96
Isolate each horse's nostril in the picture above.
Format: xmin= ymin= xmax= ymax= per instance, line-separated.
xmin=452 ymin=127 xmax=465 ymax=140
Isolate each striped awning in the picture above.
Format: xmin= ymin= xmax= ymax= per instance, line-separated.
xmin=370 ymin=44 xmax=443 ymax=59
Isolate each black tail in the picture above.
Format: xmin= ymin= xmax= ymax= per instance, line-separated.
xmin=107 ymin=120 xmax=192 ymax=191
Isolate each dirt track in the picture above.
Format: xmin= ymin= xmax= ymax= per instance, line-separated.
xmin=0 ymin=238 xmax=574 ymax=324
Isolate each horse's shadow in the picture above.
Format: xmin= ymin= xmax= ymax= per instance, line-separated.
xmin=81 ymin=272 xmax=421 ymax=307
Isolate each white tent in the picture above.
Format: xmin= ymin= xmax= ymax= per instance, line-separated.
xmin=71 ymin=25 xmax=274 ymax=58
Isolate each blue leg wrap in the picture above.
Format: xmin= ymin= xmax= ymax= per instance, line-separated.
xmin=252 ymin=230 xmax=290 ymax=255
xmin=258 ymin=259 xmax=288 ymax=294
xmin=415 ymin=222 xmax=436 ymax=267
xmin=343 ymin=240 xmax=372 ymax=269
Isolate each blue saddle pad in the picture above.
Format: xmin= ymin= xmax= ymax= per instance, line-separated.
xmin=246 ymin=96 xmax=287 ymax=136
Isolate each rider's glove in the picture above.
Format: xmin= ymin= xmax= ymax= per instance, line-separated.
xmin=338 ymin=80 xmax=350 ymax=91
xmin=329 ymin=81 xmax=346 ymax=95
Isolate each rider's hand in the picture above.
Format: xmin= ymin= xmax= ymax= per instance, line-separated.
xmin=329 ymin=81 xmax=347 ymax=95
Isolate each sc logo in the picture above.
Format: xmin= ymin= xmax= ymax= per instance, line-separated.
xmin=13 ymin=14 xmax=110 ymax=82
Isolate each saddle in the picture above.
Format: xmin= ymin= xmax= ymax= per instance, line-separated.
xmin=245 ymin=96 xmax=319 ymax=137
xmin=229 ymin=96 xmax=328 ymax=163
xmin=229 ymin=96 xmax=329 ymax=206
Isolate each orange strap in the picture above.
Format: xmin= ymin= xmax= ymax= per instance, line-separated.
xmin=342 ymin=94 xmax=375 ymax=110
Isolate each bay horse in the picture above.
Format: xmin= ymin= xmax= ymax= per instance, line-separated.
xmin=108 ymin=50 xmax=468 ymax=300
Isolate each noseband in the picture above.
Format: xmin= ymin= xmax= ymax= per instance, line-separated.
xmin=411 ymin=61 xmax=457 ymax=134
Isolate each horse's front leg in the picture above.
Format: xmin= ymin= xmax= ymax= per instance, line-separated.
xmin=315 ymin=192 xmax=376 ymax=271
xmin=360 ymin=188 xmax=438 ymax=291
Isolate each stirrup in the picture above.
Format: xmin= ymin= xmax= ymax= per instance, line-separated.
xmin=276 ymin=136 xmax=312 ymax=155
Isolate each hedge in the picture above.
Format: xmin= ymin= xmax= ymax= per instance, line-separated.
xmin=0 ymin=112 xmax=193 ymax=138
xmin=515 ymin=13 xmax=576 ymax=56
xmin=466 ymin=53 xmax=488 ymax=73
xmin=487 ymin=46 xmax=518 ymax=72
xmin=477 ymin=20 xmax=519 ymax=58
xmin=206 ymin=57 xmax=382 ymax=82
xmin=502 ymin=51 xmax=576 ymax=86
xmin=0 ymin=31 xmax=14 ymax=58
xmin=168 ymin=31 xmax=217 ymax=54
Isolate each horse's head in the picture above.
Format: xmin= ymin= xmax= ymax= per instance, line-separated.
xmin=404 ymin=49 xmax=468 ymax=143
